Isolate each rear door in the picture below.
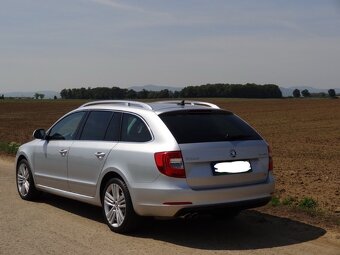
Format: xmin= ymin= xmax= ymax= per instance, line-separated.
xmin=160 ymin=110 xmax=270 ymax=190
xmin=67 ymin=111 xmax=121 ymax=197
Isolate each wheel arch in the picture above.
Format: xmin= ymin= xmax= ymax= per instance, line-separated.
xmin=99 ymin=171 xmax=126 ymax=202
xmin=16 ymin=154 xmax=28 ymax=168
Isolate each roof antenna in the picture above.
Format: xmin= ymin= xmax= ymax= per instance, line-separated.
xmin=179 ymin=100 xmax=185 ymax=106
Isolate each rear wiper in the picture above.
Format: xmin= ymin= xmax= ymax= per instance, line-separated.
xmin=224 ymin=134 xmax=252 ymax=141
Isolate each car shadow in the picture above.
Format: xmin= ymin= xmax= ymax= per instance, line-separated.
xmin=39 ymin=193 xmax=326 ymax=251
xmin=38 ymin=193 xmax=104 ymax=223
xmin=133 ymin=211 xmax=327 ymax=250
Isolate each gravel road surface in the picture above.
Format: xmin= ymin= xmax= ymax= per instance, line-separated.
xmin=0 ymin=159 xmax=339 ymax=255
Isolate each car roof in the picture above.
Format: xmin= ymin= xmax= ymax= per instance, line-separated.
xmin=78 ymin=100 xmax=224 ymax=114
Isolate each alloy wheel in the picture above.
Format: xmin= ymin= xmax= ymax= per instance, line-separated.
xmin=104 ymin=183 xmax=126 ymax=227
xmin=17 ymin=163 xmax=30 ymax=197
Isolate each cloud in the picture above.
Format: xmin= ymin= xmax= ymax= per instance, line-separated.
xmin=88 ymin=0 xmax=171 ymax=18
xmin=89 ymin=0 xmax=145 ymax=12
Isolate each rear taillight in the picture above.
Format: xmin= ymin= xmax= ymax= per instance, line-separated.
xmin=268 ymin=146 xmax=273 ymax=171
xmin=154 ymin=151 xmax=186 ymax=178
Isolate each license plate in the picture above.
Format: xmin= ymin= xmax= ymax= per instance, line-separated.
xmin=212 ymin=161 xmax=251 ymax=175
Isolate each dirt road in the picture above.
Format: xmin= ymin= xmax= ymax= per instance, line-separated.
xmin=1 ymin=158 xmax=339 ymax=255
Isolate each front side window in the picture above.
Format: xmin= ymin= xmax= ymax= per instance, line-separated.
xmin=80 ymin=111 xmax=113 ymax=141
xmin=121 ymin=114 xmax=152 ymax=142
xmin=49 ymin=111 xmax=85 ymax=140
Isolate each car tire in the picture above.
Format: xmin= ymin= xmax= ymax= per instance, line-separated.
xmin=16 ymin=159 xmax=41 ymax=200
xmin=102 ymin=178 xmax=140 ymax=233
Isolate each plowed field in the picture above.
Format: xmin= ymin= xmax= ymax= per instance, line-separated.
xmin=0 ymin=98 xmax=339 ymax=214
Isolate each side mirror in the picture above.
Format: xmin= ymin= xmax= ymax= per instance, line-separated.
xmin=33 ymin=129 xmax=46 ymax=140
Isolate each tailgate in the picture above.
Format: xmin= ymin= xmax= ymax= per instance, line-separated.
xmin=180 ymin=140 xmax=269 ymax=190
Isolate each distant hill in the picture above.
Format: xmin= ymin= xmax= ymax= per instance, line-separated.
xmin=128 ymin=84 xmax=182 ymax=92
xmin=4 ymin=90 xmax=59 ymax=99
xmin=280 ymin=86 xmax=340 ymax=97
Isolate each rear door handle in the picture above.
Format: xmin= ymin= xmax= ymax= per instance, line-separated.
xmin=95 ymin=152 xmax=106 ymax=160
xmin=59 ymin=149 xmax=68 ymax=157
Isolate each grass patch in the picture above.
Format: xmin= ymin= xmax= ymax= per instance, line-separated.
xmin=270 ymin=195 xmax=320 ymax=216
xmin=282 ymin=196 xmax=295 ymax=206
xmin=0 ymin=141 xmax=21 ymax=155
xmin=298 ymin=197 xmax=318 ymax=210
xmin=270 ymin=196 xmax=281 ymax=206
xmin=297 ymin=197 xmax=319 ymax=216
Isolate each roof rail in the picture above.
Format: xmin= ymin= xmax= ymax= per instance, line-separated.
xmin=79 ymin=100 xmax=153 ymax=110
xmin=156 ymin=100 xmax=220 ymax=109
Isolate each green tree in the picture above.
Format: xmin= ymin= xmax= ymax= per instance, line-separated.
xmin=137 ymin=89 xmax=149 ymax=99
xmin=59 ymin=83 xmax=283 ymax=100
xmin=158 ymin=89 xmax=170 ymax=98
xmin=173 ymin=91 xmax=180 ymax=98
xmin=301 ymin=89 xmax=311 ymax=97
xmin=293 ymin=89 xmax=301 ymax=98
xmin=126 ymin=89 xmax=137 ymax=99
xmin=34 ymin=93 xmax=45 ymax=99
xmin=60 ymin=89 xmax=68 ymax=99
xmin=328 ymin=89 xmax=336 ymax=98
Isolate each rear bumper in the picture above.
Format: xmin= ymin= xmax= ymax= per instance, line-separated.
xmin=131 ymin=173 xmax=275 ymax=217
xmin=174 ymin=196 xmax=271 ymax=217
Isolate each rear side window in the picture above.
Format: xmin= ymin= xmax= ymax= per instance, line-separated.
xmin=80 ymin=111 xmax=113 ymax=141
xmin=160 ymin=110 xmax=262 ymax=144
xmin=121 ymin=113 xmax=152 ymax=142
xmin=105 ymin=112 xmax=121 ymax=141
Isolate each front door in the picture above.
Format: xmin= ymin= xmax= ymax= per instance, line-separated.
xmin=34 ymin=111 xmax=86 ymax=191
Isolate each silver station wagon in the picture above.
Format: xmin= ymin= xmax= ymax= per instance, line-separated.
xmin=16 ymin=100 xmax=274 ymax=233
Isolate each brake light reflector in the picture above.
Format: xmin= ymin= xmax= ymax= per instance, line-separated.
xmin=154 ymin=151 xmax=186 ymax=178
xmin=268 ymin=146 xmax=273 ymax=171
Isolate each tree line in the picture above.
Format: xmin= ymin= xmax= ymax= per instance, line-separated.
xmin=60 ymin=83 xmax=282 ymax=99
xmin=292 ymin=88 xmax=337 ymax=98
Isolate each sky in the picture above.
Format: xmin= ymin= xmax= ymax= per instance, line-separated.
xmin=1 ymin=0 xmax=340 ymax=92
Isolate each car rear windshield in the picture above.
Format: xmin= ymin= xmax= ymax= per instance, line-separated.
xmin=159 ymin=110 xmax=262 ymax=144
